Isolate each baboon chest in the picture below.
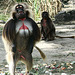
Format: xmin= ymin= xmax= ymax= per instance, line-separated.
xmin=42 ymin=22 xmax=49 ymax=33
xmin=15 ymin=20 xmax=33 ymax=51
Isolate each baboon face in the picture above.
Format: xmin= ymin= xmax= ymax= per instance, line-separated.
xmin=42 ymin=12 xmax=49 ymax=19
xmin=15 ymin=4 xmax=26 ymax=19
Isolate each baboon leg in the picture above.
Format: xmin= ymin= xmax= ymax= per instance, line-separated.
xmin=6 ymin=52 xmax=16 ymax=75
xmin=23 ymin=54 xmax=33 ymax=75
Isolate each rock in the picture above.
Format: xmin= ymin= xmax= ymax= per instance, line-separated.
xmin=55 ymin=11 xmax=66 ymax=23
xmin=70 ymin=61 xmax=75 ymax=65
xmin=45 ymin=71 xmax=49 ymax=74
xmin=5 ymin=65 xmax=9 ymax=68
xmin=0 ymin=20 xmax=5 ymax=24
xmin=55 ymin=10 xmax=75 ymax=23
xmin=60 ymin=0 xmax=69 ymax=4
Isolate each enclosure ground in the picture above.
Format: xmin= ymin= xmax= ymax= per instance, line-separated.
xmin=0 ymin=24 xmax=75 ymax=74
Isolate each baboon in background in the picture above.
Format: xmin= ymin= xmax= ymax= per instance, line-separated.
xmin=41 ymin=11 xmax=75 ymax=41
xmin=41 ymin=11 xmax=56 ymax=41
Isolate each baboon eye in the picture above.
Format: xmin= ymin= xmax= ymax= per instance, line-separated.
xmin=16 ymin=6 xmax=19 ymax=9
xmin=20 ymin=6 xmax=22 ymax=8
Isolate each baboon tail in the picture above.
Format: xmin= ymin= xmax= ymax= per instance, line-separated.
xmin=35 ymin=46 xmax=46 ymax=60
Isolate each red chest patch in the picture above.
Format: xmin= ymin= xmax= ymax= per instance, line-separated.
xmin=19 ymin=23 xmax=28 ymax=30
xmin=19 ymin=18 xmax=29 ymax=30
xmin=43 ymin=19 xmax=47 ymax=27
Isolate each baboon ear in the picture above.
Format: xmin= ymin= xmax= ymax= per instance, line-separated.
xmin=26 ymin=10 xmax=30 ymax=17
xmin=25 ymin=9 xmax=33 ymax=18
xmin=12 ymin=12 xmax=17 ymax=19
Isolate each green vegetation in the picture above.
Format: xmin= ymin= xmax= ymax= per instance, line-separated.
xmin=14 ymin=0 xmax=51 ymax=20
xmin=0 ymin=14 xmax=9 ymax=21
xmin=0 ymin=0 xmax=52 ymax=21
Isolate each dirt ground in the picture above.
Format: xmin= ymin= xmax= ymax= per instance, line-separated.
xmin=0 ymin=1 xmax=75 ymax=75
xmin=0 ymin=24 xmax=75 ymax=65
xmin=32 ymin=24 xmax=75 ymax=65
xmin=0 ymin=0 xmax=75 ymax=65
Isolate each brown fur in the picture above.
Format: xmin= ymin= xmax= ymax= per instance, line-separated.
xmin=41 ymin=11 xmax=56 ymax=41
xmin=2 ymin=3 xmax=45 ymax=75
xmin=41 ymin=11 xmax=75 ymax=41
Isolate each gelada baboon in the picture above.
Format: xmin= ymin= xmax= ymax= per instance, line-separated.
xmin=41 ymin=11 xmax=56 ymax=41
xmin=41 ymin=11 xmax=75 ymax=41
xmin=2 ymin=3 xmax=45 ymax=75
